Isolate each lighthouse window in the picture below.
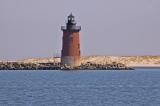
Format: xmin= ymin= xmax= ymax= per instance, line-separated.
xmin=78 ymin=44 xmax=80 ymax=48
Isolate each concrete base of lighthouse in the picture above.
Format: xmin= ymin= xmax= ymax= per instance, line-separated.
xmin=61 ymin=56 xmax=80 ymax=67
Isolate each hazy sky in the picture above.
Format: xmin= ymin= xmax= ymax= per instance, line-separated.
xmin=0 ymin=0 xmax=160 ymax=60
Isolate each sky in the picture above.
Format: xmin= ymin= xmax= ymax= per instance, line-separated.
xmin=0 ymin=0 xmax=160 ymax=60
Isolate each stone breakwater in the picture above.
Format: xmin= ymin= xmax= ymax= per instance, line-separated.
xmin=19 ymin=56 xmax=160 ymax=68
xmin=1 ymin=56 xmax=159 ymax=70
xmin=0 ymin=62 xmax=133 ymax=70
xmin=80 ymin=56 xmax=160 ymax=67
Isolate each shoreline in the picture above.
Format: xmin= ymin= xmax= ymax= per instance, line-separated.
xmin=0 ymin=56 xmax=159 ymax=70
xmin=133 ymin=66 xmax=160 ymax=69
xmin=0 ymin=62 xmax=133 ymax=70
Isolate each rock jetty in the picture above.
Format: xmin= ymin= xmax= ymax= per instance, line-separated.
xmin=0 ymin=62 xmax=133 ymax=70
xmin=20 ymin=56 xmax=160 ymax=68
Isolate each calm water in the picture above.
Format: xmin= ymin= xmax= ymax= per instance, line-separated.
xmin=0 ymin=69 xmax=160 ymax=106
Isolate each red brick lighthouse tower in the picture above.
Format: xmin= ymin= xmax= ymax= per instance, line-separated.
xmin=61 ymin=14 xmax=81 ymax=67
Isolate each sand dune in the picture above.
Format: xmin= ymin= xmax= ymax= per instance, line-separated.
xmin=19 ymin=56 xmax=160 ymax=67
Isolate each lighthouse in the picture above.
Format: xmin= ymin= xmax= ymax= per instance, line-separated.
xmin=61 ymin=14 xmax=81 ymax=67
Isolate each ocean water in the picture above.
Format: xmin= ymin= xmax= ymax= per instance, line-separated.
xmin=0 ymin=69 xmax=160 ymax=106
